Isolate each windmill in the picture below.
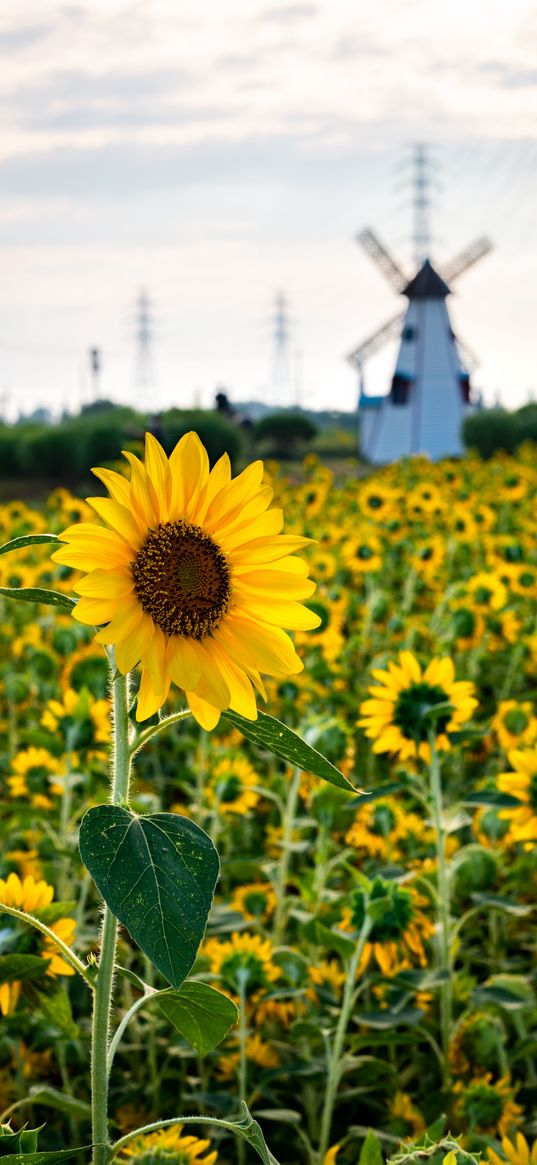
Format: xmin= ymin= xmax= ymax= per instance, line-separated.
xmin=350 ymin=146 xmax=492 ymax=462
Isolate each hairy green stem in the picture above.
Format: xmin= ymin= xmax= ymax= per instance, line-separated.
xmin=130 ymin=708 xmax=191 ymax=756
xmin=272 ymin=767 xmax=301 ymax=944
xmin=428 ymin=738 xmax=452 ymax=1083
xmin=317 ymin=917 xmax=372 ymax=1162
xmin=91 ymin=670 xmax=131 ymax=1165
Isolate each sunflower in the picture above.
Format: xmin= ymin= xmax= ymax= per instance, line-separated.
xmin=120 ymin=1123 xmax=217 ymax=1164
xmin=389 ymin=1091 xmax=426 ymax=1137
xmin=41 ymin=687 xmax=110 ymax=759
xmin=203 ymin=931 xmax=279 ymax=1002
xmin=345 ymin=878 xmax=434 ymax=975
xmin=323 ymin=1148 xmax=341 ymax=1165
xmin=467 ymin=572 xmax=508 ymax=613
xmin=487 ymin=1135 xmax=537 ymax=1165
xmin=345 ymin=797 xmax=407 ymax=860
xmin=230 ymin=881 xmax=276 ymax=922
xmin=492 ymin=701 xmax=537 ymax=753
xmin=308 ymin=958 xmax=346 ymax=996
xmin=204 ymin=755 xmax=260 ymax=816
xmin=0 ymin=873 xmax=76 ymax=1016
xmin=496 ymin=749 xmax=537 ymax=848
xmin=52 ymin=432 xmax=319 ymax=728
xmin=449 ymin=1010 xmax=505 ymax=1078
xmin=341 ymin=530 xmax=383 ymax=575
xmin=358 ymin=651 xmax=477 ymax=763
xmin=216 ymin=1032 xmax=279 ymax=1078
xmin=454 ymin=1074 xmax=523 ymax=1137
xmin=6 ymin=747 xmax=64 ymax=810
xmin=359 ymin=480 xmax=399 ymax=520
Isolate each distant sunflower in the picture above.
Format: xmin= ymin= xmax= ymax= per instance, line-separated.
xmin=487 ymin=1134 xmax=537 ymax=1165
xmin=203 ymin=931 xmax=279 ymax=1003
xmin=53 ymin=433 xmax=319 ymax=727
xmin=358 ymin=651 xmax=477 ymax=763
xmin=497 ymin=748 xmax=537 ymax=848
xmin=7 ymin=747 xmax=64 ymax=810
xmin=120 ymin=1123 xmax=217 ymax=1164
xmin=0 ymin=874 xmax=76 ymax=1016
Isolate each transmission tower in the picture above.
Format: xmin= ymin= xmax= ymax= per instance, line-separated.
xmin=412 ymin=143 xmax=433 ymax=267
xmin=134 ymin=289 xmax=156 ymax=407
xmin=271 ymin=291 xmax=293 ymax=406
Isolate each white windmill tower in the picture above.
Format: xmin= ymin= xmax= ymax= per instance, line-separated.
xmin=350 ymin=146 xmax=492 ymax=463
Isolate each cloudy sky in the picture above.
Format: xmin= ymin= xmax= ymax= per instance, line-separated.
xmin=1 ymin=0 xmax=536 ymax=419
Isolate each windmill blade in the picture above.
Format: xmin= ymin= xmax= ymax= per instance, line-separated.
xmin=357 ymin=228 xmax=408 ymax=293
xmin=348 ymin=311 xmax=406 ymax=369
xmin=441 ymin=236 xmax=493 ymax=285
xmin=455 ymin=335 xmax=480 ymax=373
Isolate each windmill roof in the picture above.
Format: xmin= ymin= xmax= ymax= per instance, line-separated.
xmin=403 ymin=259 xmax=450 ymax=300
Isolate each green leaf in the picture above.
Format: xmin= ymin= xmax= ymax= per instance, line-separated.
xmin=359 ymin=1130 xmax=383 ymax=1165
xmin=463 ymin=789 xmax=522 ymax=808
xmin=471 ymin=893 xmax=533 ymax=917
xmin=24 ymin=1085 xmax=91 ymax=1120
xmin=352 ymin=1007 xmax=423 ymax=1029
xmin=0 ymin=954 xmax=49 ymax=984
xmin=0 ymin=533 xmax=61 ymax=557
xmin=301 ymin=918 xmax=355 ymax=958
xmin=473 ymin=984 xmax=533 ymax=1010
xmin=79 ymin=807 xmax=219 ymax=989
xmin=34 ymin=902 xmax=77 ymax=926
xmin=0 ymin=587 xmax=76 ymax=610
xmin=350 ymin=781 xmax=404 ymax=805
xmin=156 ymin=981 xmax=238 ymax=1054
xmin=0 ymin=1153 xmax=85 ymax=1163
xmin=27 ymin=981 xmax=78 ymax=1037
xmin=223 ymin=709 xmax=358 ymax=792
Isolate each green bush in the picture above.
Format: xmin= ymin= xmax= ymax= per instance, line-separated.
xmin=462 ymin=403 xmax=537 ymax=459
xmin=254 ymin=411 xmax=318 ymax=458
xmin=462 ymin=409 xmax=518 ymax=458
xmin=0 ymin=426 xmax=26 ymax=476
xmin=160 ymin=409 xmax=244 ymax=467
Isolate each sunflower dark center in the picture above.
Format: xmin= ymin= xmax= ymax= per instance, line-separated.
xmin=131 ymin=520 xmax=231 ymax=639
xmin=393 ymin=681 xmax=452 ymax=744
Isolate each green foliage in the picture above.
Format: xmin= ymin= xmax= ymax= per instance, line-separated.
xmin=0 ymin=587 xmax=76 ymax=610
xmin=223 ymin=708 xmax=357 ymax=791
xmin=462 ymin=401 xmax=537 ymax=458
xmin=0 ymin=408 xmax=140 ymax=482
xmin=156 ymin=981 xmax=238 ymax=1054
xmin=359 ymin=1130 xmax=383 ymax=1165
xmin=254 ymin=411 xmax=318 ymax=457
xmin=79 ymin=807 xmax=219 ymax=988
xmin=160 ymin=408 xmax=244 ymax=466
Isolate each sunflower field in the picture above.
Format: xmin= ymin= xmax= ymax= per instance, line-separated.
xmin=0 ymin=436 xmax=535 ymax=1165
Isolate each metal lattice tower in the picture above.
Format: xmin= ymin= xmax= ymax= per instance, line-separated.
xmin=135 ymin=289 xmax=156 ymax=405
xmin=271 ymin=291 xmax=293 ymax=405
xmin=413 ymin=143 xmax=432 ymax=267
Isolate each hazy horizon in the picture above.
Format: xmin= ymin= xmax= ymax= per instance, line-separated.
xmin=0 ymin=1 xmax=536 ymax=422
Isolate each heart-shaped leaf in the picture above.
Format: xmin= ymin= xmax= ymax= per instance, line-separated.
xmin=79 ymin=807 xmax=219 ymax=989
xmin=157 ymin=981 xmax=238 ymax=1054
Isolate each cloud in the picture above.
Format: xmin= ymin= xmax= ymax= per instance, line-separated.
xmin=258 ymin=3 xmax=319 ymax=22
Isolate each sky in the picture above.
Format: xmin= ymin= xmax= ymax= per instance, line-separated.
xmin=0 ymin=0 xmax=536 ymax=420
